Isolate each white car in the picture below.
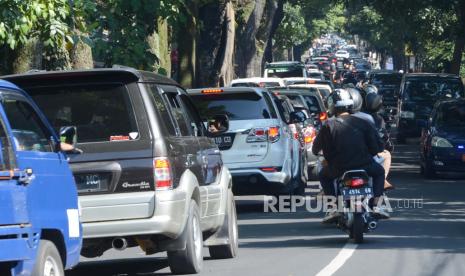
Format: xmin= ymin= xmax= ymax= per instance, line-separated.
xmin=335 ymin=50 xmax=350 ymax=59
xmin=188 ymin=87 xmax=307 ymax=196
xmin=229 ymin=77 xmax=285 ymax=88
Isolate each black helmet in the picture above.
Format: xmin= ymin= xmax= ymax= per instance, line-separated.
xmin=328 ymin=89 xmax=354 ymax=115
xmin=347 ymin=88 xmax=363 ymax=113
xmin=365 ymin=92 xmax=383 ymax=113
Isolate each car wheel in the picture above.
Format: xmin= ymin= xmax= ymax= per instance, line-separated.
xmin=168 ymin=200 xmax=203 ymax=275
xmin=32 ymin=240 xmax=64 ymax=276
xmin=209 ymin=191 xmax=239 ymax=259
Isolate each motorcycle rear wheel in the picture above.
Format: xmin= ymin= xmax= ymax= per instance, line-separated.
xmin=351 ymin=213 xmax=364 ymax=244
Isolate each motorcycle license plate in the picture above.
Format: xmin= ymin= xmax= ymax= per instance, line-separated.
xmin=342 ymin=187 xmax=373 ymax=199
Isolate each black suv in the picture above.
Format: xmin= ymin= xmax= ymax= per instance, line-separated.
xmin=397 ymin=73 xmax=464 ymax=143
xmin=4 ymin=68 xmax=238 ymax=274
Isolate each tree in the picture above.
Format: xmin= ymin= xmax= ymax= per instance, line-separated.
xmin=273 ymin=2 xmax=307 ymax=60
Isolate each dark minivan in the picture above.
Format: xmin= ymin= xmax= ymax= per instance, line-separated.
xmin=397 ymin=73 xmax=464 ymax=143
xmin=4 ymin=68 xmax=238 ymax=274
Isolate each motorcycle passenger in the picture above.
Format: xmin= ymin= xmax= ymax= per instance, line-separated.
xmin=347 ymin=87 xmax=375 ymax=125
xmin=312 ymin=89 xmax=389 ymax=222
xmin=365 ymin=92 xmax=395 ymax=190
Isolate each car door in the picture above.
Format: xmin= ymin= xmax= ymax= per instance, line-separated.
xmin=159 ymin=86 xmax=208 ymax=217
xmin=1 ymin=93 xmax=78 ymax=231
xmin=178 ymin=92 xmax=223 ymax=218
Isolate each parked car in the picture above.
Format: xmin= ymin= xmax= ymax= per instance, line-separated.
xmin=0 ymin=80 xmax=81 ymax=275
xmin=270 ymin=87 xmax=328 ymax=179
xmin=188 ymin=87 xmax=307 ymax=196
xmin=397 ymin=73 xmax=464 ymax=143
xmin=419 ymin=99 xmax=465 ymax=178
xmin=230 ymin=77 xmax=285 ymax=88
xmin=4 ymin=68 xmax=238 ymax=275
xmin=264 ymin=61 xmax=308 ymax=78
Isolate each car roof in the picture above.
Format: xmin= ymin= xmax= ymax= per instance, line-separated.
xmin=187 ymin=87 xmax=268 ymax=96
xmin=404 ymin=73 xmax=460 ymax=79
xmin=230 ymin=77 xmax=283 ymax=83
xmin=2 ymin=68 xmax=179 ymax=87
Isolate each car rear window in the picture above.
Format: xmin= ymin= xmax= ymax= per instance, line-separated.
xmin=266 ymin=67 xmax=303 ymax=78
xmin=404 ymin=78 xmax=464 ymax=102
xmin=29 ymin=84 xmax=138 ymax=143
xmin=372 ymin=74 xmax=402 ymax=85
xmin=191 ymin=92 xmax=275 ymax=120
xmin=437 ymin=102 xmax=465 ymax=127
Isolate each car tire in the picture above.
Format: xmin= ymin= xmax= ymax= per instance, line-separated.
xmin=308 ymin=166 xmax=319 ymax=181
xmin=168 ymin=200 xmax=203 ymax=275
xmin=209 ymin=191 xmax=239 ymax=259
xmin=421 ymin=162 xmax=437 ymax=179
xmin=32 ymin=240 xmax=64 ymax=276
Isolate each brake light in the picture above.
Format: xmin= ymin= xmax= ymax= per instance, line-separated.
xmin=246 ymin=128 xmax=267 ymax=143
xmin=154 ymin=158 xmax=172 ymax=190
xmin=268 ymin=126 xmax=280 ymax=143
xmin=319 ymin=112 xmax=328 ymax=121
xmin=202 ymin=88 xmax=223 ymax=94
xmin=303 ymin=126 xmax=316 ymax=144
xmin=346 ymin=178 xmax=365 ymax=188
xmin=260 ymin=167 xmax=278 ymax=172
xmin=307 ymin=79 xmax=316 ymax=84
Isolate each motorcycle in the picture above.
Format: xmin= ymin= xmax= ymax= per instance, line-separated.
xmin=331 ymin=170 xmax=378 ymax=243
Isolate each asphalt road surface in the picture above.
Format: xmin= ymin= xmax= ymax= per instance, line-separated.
xmin=67 ymin=144 xmax=465 ymax=276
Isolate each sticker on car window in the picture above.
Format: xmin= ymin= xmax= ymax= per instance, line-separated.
xmin=129 ymin=132 xmax=139 ymax=140
xmin=110 ymin=135 xmax=130 ymax=141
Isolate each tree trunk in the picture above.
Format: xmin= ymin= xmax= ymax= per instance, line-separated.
xmin=12 ymin=38 xmax=43 ymax=74
xmin=178 ymin=2 xmax=198 ymax=88
xmin=70 ymin=33 xmax=93 ymax=69
xmin=157 ymin=19 xmax=171 ymax=77
xmin=235 ymin=0 xmax=280 ymax=78
xmin=216 ymin=1 xmax=235 ymax=86
xmin=449 ymin=0 xmax=465 ymax=75
xmin=264 ymin=0 xmax=284 ymax=63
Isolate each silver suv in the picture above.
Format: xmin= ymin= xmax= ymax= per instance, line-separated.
xmin=188 ymin=87 xmax=307 ymax=195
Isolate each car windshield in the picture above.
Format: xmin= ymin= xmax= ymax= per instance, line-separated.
xmin=372 ymin=74 xmax=402 ymax=85
xmin=266 ymin=67 xmax=303 ymax=78
xmin=191 ymin=92 xmax=275 ymax=120
xmin=436 ymin=103 xmax=465 ymax=127
xmin=403 ymin=78 xmax=464 ymax=102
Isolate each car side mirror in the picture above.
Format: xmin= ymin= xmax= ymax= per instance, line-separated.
xmin=290 ymin=111 xmax=306 ymax=124
xmin=59 ymin=126 xmax=78 ymax=152
xmin=207 ymin=114 xmax=229 ymax=136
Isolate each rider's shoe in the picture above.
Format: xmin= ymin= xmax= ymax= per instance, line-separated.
xmin=322 ymin=210 xmax=341 ymax=224
xmin=373 ymin=206 xmax=390 ymax=219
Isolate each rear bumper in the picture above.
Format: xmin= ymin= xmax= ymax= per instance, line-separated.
xmin=82 ymin=189 xmax=187 ymax=239
xmin=229 ymin=168 xmax=292 ymax=195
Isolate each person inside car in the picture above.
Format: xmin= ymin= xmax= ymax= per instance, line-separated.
xmin=312 ymin=89 xmax=389 ymax=223
xmin=208 ymin=115 xmax=227 ymax=134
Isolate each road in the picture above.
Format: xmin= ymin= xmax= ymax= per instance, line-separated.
xmin=67 ymin=144 xmax=465 ymax=276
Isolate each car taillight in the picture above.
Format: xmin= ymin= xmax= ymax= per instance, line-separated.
xmin=304 ymin=126 xmax=316 ymax=144
xmin=246 ymin=128 xmax=267 ymax=143
xmin=154 ymin=158 xmax=172 ymax=190
xmin=345 ymin=178 xmax=365 ymax=188
xmin=268 ymin=126 xmax=280 ymax=143
xmin=319 ymin=112 xmax=328 ymax=121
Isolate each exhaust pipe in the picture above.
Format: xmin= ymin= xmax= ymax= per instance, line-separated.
xmin=368 ymin=221 xmax=378 ymax=230
xmin=112 ymin=238 xmax=128 ymax=251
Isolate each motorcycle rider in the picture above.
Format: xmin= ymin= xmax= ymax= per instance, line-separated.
xmin=312 ymin=89 xmax=389 ymax=222
xmin=365 ymin=92 xmax=395 ymax=190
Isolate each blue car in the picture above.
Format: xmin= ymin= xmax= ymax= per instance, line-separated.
xmin=0 ymin=80 xmax=82 ymax=275
xmin=419 ymin=98 xmax=465 ymax=178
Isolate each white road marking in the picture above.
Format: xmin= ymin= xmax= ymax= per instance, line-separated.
xmin=315 ymin=243 xmax=358 ymax=276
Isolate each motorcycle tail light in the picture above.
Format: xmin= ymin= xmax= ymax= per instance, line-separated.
xmin=304 ymin=126 xmax=316 ymax=144
xmin=319 ymin=112 xmax=328 ymax=121
xmin=346 ymin=178 xmax=365 ymax=188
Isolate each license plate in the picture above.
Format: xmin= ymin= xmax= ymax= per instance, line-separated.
xmin=213 ymin=134 xmax=235 ymax=150
xmin=75 ymin=173 xmax=110 ymax=192
xmin=342 ymin=187 xmax=373 ymax=199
